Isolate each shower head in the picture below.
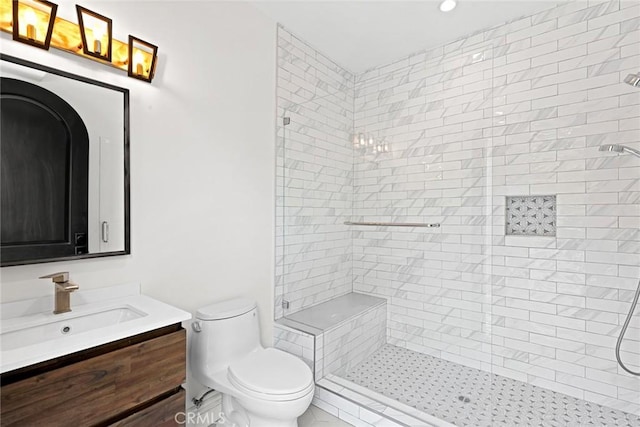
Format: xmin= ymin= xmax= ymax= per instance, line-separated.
xmin=599 ymin=144 xmax=640 ymax=159
xmin=624 ymin=72 xmax=640 ymax=88
xmin=599 ymin=144 xmax=625 ymax=153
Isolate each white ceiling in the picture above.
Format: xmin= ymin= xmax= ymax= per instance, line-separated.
xmin=252 ymin=0 xmax=564 ymax=73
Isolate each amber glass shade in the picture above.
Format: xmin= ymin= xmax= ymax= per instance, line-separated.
xmin=11 ymin=0 xmax=57 ymax=50
xmin=76 ymin=5 xmax=112 ymax=62
xmin=127 ymin=35 xmax=158 ymax=83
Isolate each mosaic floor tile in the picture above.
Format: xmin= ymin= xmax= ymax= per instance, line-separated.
xmin=344 ymin=345 xmax=640 ymax=427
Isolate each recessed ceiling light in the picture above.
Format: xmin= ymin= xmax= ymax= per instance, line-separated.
xmin=439 ymin=0 xmax=457 ymax=12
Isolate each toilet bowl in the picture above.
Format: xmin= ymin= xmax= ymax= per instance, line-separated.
xmin=190 ymin=298 xmax=314 ymax=427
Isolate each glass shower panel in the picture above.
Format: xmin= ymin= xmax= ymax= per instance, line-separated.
xmin=324 ymin=41 xmax=496 ymax=424
xmin=276 ymin=32 xmax=500 ymax=424
xmin=278 ymin=92 xmax=354 ymax=321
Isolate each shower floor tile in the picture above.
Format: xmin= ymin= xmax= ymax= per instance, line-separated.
xmin=344 ymin=344 xmax=640 ymax=427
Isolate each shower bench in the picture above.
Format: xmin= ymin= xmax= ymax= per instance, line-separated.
xmin=274 ymin=292 xmax=386 ymax=380
xmin=275 ymin=293 xmax=447 ymax=426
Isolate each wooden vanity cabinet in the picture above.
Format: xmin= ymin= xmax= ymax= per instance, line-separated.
xmin=0 ymin=324 xmax=186 ymax=427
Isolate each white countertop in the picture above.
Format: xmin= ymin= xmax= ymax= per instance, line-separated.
xmin=0 ymin=283 xmax=192 ymax=374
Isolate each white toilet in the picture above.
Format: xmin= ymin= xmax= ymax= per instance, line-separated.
xmin=190 ymin=298 xmax=314 ymax=427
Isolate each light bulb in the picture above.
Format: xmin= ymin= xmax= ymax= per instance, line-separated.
xmin=368 ymin=136 xmax=374 ymax=145
xmin=24 ymin=8 xmax=36 ymax=24
xmin=439 ymin=0 xmax=457 ymax=12
xmin=134 ymin=51 xmax=145 ymax=75
xmin=24 ymin=8 xmax=37 ymax=40
xmin=92 ymin=22 xmax=106 ymax=41
xmin=92 ymin=23 xmax=106 ymax=54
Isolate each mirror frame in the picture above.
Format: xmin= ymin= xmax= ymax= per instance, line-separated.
xmin=0 ymin=53 xmax=131 ymax=267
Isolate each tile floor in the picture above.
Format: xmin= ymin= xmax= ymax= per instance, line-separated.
xmin=344 ymin=344 xmax=640 ymax=427
xmin=299 ymin=404 xmax=353 ymax=427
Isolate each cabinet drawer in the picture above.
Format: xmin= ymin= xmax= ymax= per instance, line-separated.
xmin=111 ymin=388 xmax=185 ymax=427
xmin=1 ymin=329 xmax=186 ymax=427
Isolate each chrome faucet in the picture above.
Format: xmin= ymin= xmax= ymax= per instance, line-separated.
xmin=39 ymin=272 xmax=79 ymax=314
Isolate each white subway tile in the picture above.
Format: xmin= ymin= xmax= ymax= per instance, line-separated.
xmin=278 ymin=6 xmax=640 ymax=415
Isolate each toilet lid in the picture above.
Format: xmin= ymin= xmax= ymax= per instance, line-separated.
xmin=196 ymin=298 xmax=256 ymax=320
xmin=228 ymin=348 xmax=313 ymax=400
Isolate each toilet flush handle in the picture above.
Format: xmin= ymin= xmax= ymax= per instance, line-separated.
xmin=191 ymin=321 xmax=202 ymax=333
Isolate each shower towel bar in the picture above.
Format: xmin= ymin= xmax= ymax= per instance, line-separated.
xmin=344 ymin=221 xmax=440 ymax=228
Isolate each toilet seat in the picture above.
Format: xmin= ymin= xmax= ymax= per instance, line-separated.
xmin=228 ymin=348 xmax=314 ymax=402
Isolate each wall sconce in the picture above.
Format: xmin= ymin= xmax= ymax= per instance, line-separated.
xmin=76 ymin=5 xmax=112 ymax=62
xmin=128 ymin=35 xmax=157 ymax=83
xmin=11 ymin=0 xmax=57 ymax=50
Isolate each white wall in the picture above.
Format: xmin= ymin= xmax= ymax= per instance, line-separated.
xmin=0 ymin=1 xmax=276 ymax=346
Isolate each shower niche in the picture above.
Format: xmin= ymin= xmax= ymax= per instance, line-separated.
xmin=505 ymin=195 xmax=557 ymax=237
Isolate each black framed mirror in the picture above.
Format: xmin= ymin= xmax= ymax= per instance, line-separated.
xmin=0 ymin=54 xmax=130 ymax=266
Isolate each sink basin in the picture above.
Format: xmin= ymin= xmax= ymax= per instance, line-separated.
xmin=1 ymin=306 xmax=146 ymax=351
xmin=0 ymin=285 xmax=192 ymax=374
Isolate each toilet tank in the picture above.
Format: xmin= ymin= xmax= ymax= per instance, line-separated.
xmin=190 ymin=298 xmax=262 ymax=379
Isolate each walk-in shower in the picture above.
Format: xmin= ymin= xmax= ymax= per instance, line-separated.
xmin=275 ymin=1 xmax=640 ymax=425
xmin=599 ymin=143 xmax=640 ymax=377
xmin=600 ymin=74 xmax=640 ymax=377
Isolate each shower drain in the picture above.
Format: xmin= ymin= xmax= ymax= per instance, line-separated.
xmin=457 ymin=395 xmax=471 ymax=403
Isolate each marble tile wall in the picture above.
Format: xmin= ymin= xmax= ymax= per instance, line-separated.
xmin=352 ymin=0 xmax=640 ymax=414
xmin=275 ymin=25 xmax=355 ymax=319
xmin=276 ymin=0 xmax=640 ymax=416
xmin=274 ymin=323 xmax=315 ymax=372
xmin=322 ymin=303 xmax=387 ymax=378
xmin=312 ymin=386 xmax=407 ymax=427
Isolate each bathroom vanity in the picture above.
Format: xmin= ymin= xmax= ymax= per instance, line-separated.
xmin=1 ymin=325 xmax=185 ymax=426
xmin=0 ymin=284 xmax=191 ymax=426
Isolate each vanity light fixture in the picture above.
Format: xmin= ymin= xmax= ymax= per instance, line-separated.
xmin=439 ymin=0 xmax=457 ymax=12
xmin=76 ymin=5 xmax=112 ymax=62
xmin=11 ymin=0 xmax=57 ymax=50
xmin=127 ymin=35 xmax=158 ymax=83
xmin=1 ymin=0 xmax=160 ymax=83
